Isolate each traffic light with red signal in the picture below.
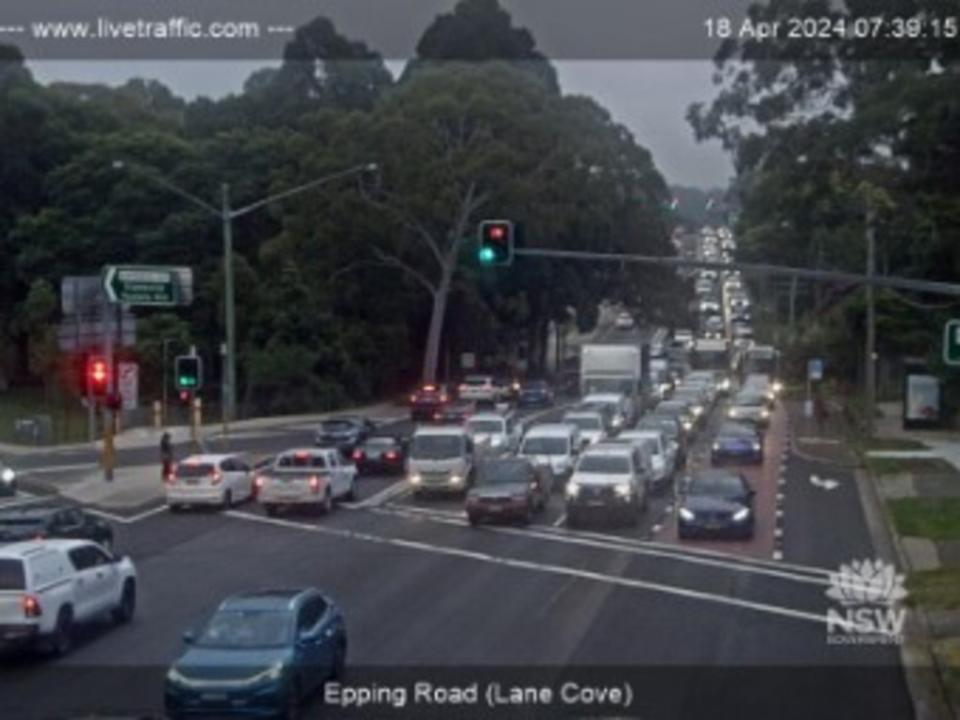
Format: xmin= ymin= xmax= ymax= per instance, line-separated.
xmin=477 ymin=220 xmax=514 ymax=266
xmin=86 ymin=356 xmax=110 ymax=398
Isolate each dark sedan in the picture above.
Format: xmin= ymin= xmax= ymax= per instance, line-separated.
xmin=315 ymin=416 xmax=376 ymax=453
xmin=436 ymin=400 xmax=476 ymax=425
xmin=351 ymin=436 xmax=407 ymax=475
xmin=0 ymin=501 xmax=114 ymax=550
xmin=466 ymin=457 xmax=552 ymax=526
xmin=165 ymin=588 xmax=346 ymax=720
xmin=517 ymin=380 xmax=555 ymax=408
xmin=677 ymin=470 xmax=755 ymax=540
xmin=711 ymin=422 xmax=764 ymax=465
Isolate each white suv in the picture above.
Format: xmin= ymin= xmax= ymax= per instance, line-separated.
xmin=0 ymin=539 xmax=137 ymax=656
xmin=458 ymin=375 xmax=503 ymax=403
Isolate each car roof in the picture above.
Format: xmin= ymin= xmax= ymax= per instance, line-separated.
xmin=564 ymin=410 xmax=603 ymax=418
xmin=221 ymin=589 xmax=314 ymax=612
xmin=691 ymin=468 xmax=744 ymax=482
xmin=181 ymin=454 xmax=240 ymax=464
xmin=524 ymin=424 xmax=576 ymax=437
xmin=413 ymin=426 xmax=468 ymax=436
xmin=582 ymin=444 xmax=635 ymax=457
xmin=467 ymin=412 xmax=509 ymax=421
xmin=0 ymin=538 xmax=94 ymax=558
xmin=0 ymin=501 xmax=81 ymax=520
xmin=619 ymin=429 xmax=661 ymax=439
xmin=279 ymin=448 xmax=336 ymax=456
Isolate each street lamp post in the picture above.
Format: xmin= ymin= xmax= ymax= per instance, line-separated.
xmin=114 ymin=161 xmax=378 ymax=425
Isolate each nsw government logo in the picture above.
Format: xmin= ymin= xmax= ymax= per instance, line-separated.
xmin=825 ymin=559 xmax=908 ymax=645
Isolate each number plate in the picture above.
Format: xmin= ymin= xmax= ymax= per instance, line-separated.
xmin=184 ymin=478 xmax=199 ymax=485
xmin=587 ymin=500 xmax=605 ymax=507
xmin=201 ymin=693 xmax=227 ymax=702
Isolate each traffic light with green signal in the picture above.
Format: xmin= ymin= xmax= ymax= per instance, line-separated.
xmin=477 ymin=220 xmax=514 ymax=266
xmin=174 ymin=355 xmax=202 ymax=392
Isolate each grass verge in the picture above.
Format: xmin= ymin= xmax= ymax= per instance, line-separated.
xmin=907 ymin=569 xmax=960 ymax=610
xmin=866 ymin=457 xmax=956 ymax=477
xmin=890 ymin=498 xmax=960 ymax=541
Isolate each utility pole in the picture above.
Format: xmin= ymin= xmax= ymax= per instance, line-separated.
xmin=788 ymin=275 xmax=798 ymax=339
xmin=222 ymin=183 xmax=236 ymax=428
xmin=101 ymin=294 xmax=115 ymax=481
xmin=864 ymin=204 xmax=877 ymax=437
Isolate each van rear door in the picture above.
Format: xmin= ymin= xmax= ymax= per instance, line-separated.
xmin=0 ymin=558 xmax=27 ymax=627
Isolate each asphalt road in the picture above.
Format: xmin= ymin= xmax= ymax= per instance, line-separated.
xmin=0 ymin=395 xmax=914 ymax=720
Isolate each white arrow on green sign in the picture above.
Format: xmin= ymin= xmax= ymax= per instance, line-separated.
xmin=945 ymin=319 xmax=960 ymax=367
xmin=103 ymin=265 xmax=182 ymax=306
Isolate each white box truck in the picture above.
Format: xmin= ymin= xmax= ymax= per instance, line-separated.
xmin=580 ymin=344 xmax=644 ymax=419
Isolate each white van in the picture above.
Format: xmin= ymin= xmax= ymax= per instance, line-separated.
xmin=465 ymin=411 xmax=521 ymax=456
xmin=408 ymin=426 xmax=475 ymax=497
xmin=519 ymin=424 xmax=581 ymax=484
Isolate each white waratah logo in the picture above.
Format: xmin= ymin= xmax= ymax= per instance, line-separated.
xmin=826 ymin=559 xmax=908 ymax=607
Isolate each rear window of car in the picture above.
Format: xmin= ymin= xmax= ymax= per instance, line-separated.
xmin=364 ymin=438 xmax=398 ymax=449
xmin=176 ymin=463 xmax=216 ymax=478
xmin=278 ymin=454 xmax=328 ymax=469
xmin=0 ymin=559 xmax=26 ymax=590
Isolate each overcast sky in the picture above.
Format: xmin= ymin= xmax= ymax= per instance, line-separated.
xmin=29 ymin=59 xmax=733 ymax=189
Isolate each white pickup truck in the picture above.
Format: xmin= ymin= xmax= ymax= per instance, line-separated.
xmin=0 ymin=539 xmax=137 ymax=656
xmin=256 ymin=448 xmax=357 ymax=516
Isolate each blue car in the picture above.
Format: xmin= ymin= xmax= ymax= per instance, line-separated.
xmin=165 ymin=588 xmax=347 ymax=719
xmin=711 ymin=422 xmax=764 ymax=465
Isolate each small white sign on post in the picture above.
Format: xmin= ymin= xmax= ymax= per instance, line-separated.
xmin=118 ymin=362 xmax=138 ymax=411
xmin=808 ymin=358 xmax=824 ymax=381
xmin=461 ymin=353 xmax=476 ymax=370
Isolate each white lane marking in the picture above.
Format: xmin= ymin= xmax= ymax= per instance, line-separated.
xmin=223 ymin=509 xmax=832 ymax=628
xmin=85 ymin=504 xmax=168 ymax=525
xmin=353 ymin=480 xmax=410 ymax=509
xmin=20 ymin=463 xmax=99 ymax=475
xmin=374 ymin=504 xmax=835 ymax=588
xmin=553 ymin=513 xmax=566 ymax=528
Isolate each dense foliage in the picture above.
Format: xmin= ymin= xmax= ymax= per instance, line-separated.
xmin=0 ymin=0 xmax=682 ymax=417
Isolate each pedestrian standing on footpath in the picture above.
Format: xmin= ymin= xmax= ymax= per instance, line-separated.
xmin=160 ymin=431 xmax=174 ymax=481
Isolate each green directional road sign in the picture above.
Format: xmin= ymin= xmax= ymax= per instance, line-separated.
xmin=103 ymin=266 xmax=181 ymax=306
xmin=945 ymin=319 xmax=960 ymax=367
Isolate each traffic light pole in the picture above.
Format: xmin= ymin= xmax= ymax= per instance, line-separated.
xmin=101 ymin=296 xmax=116 ymax=482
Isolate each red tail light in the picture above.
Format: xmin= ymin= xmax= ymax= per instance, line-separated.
xmin=440 ymin=394 xmax=448 ymax=402
xmin=254 ymin=475 xmax=265 ymax=489
xmin=34 ymin=533 xmax=46 ymax=541
xmin=309 ymin=475 xmax=321 ymax=492
xmin=352 ymin=450 xmax=364 ymax=461
xmin=384 ymin=451 xmax=399 ymax=460
xmin=409 ymin=394 xmax=418 ymax=403
xmin=434 ymin=412 xmax=442 ymax=420
xmin=210 ymin=470 xmax=222 ymax=485
xmin=22 ymin=595 xmax=41 ymax=618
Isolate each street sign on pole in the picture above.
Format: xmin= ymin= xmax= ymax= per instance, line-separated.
xmin=118 ymin=362 xmax=138 ymax=411
xmin=808 ymin=358 xmax=824 ymax=381
xmin=102 ymin=266 xmax=191 ymax=307
xmin=944 ymin=320 xmax=960 ymax=367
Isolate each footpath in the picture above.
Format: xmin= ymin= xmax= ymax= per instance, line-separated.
xmin=14 ymin=401 xmax=404 ymax=516
xmin=789 ymin=398 xmax=960 ymax=720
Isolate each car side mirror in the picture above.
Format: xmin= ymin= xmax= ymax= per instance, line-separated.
xmin=182 ymin=630 xmax=196 ymax=645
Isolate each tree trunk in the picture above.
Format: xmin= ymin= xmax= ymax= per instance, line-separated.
xmin=421 ymin=268 xmax=453 ymax=384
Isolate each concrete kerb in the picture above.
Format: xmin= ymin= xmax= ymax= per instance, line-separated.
xmin=854 ymin=464 xmax=954 ymax=720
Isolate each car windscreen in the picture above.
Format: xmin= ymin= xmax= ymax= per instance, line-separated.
xmin=735 ymin=395 xmax=766 ymax=407
xmin=410 ymin=435 xmax=463 ymax=459
xmin=321 ymin=421 xmax=354 ymax=431
xmin=718 ymin=424 xmax=756 ymax=438
xmin=690 ymin=474 xmax=745 ymax=497
xmin=195 ymin=609 xmax=293 ymax=649
xmin=476 ymin=461 xmax=531 ymax=485
xmin=277 ymin=455 xmax=327 ymax=469
xmin=577 ymin=455 xmax=631 ymax=474
xmin=464 ymin=377 xmax=489 ymax=385
xmin=640 ymin=420 xmax=677 ymax=438
xmin=521 ymin=437 xmax=568 ymax=455
xmin=564 ymin=416 xmax=602 ymax=431
xmin=467 ymin=420 xmax=504 ymax=434
xmin=522 ymin=382 xmax=548 ymax=391
xmin=0 ymin=559 xmax=26 ymax=590
xmin=175 ymin=463 xmax=216 ymax=478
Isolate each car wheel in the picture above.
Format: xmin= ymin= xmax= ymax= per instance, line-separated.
xmin=523 ymin=505 xmax=534 ymax=525
xmin=345 ymin=480 xmax=357 ymax=502
xmin=168 ymin=503 xmax=181 ymax=514
xmin=321 ymin=489 xmax=333 ymax=515
xmin=467 ymin=513 xmax=479 ymax=528
xmin=222 ymin=490 xmax=233 ymax=510
xmin=48 ymin=606 xmax=73 ymax=657
xmin=279 ymin=681 xmax=301 ymax=720
xmin=565 ymin=513 xmax=578 ymax=529
xmin=331 ymin=639 xmax=347 ymax=681
xmin=265 ymin=504 xmax=278 ymax=517
xmin=112 ymin=580 xmax=136 ymax=625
